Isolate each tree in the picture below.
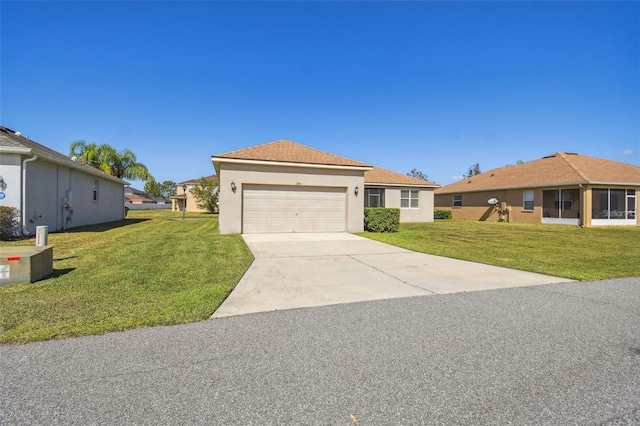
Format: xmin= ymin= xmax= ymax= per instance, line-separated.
xmin=407 ymin=169 xmax=429 ymax=181
xmin=159 ymin=180 xmax=177 ymax=198
xmin=69 ymin=141 xmax=154 ymax=181
xmin=464 ymin=163 xmax=481 ymax=178
xmin=191 ymin=176 xmax=219 ymax=214
xmin=144 ymin=179 xmax=162 ymax=197
xmin=144 ymin=180 xmax=176 ymax=198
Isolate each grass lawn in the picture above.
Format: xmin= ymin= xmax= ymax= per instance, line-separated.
xmin=360 ymin=221 xmax=640 ymax=281
xmin=0 ymin=210 xmax=253 ymax=344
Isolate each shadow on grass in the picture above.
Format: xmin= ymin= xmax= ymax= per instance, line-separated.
xmin=58 ymin=218 xmax=149 ymax=234
xmin=48 ymin=268 xmax=75 ymax=279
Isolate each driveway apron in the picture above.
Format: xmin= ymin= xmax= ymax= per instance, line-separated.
xmin=211 ymin=233 xmax=572 ymax=318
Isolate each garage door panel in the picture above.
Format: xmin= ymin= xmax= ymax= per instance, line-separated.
xmin=243 ymin=186 xmax=346 ymax=233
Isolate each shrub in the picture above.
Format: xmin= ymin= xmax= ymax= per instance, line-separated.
xmin=434 ymin=209 xmax=452 ymax=220
xmin=364 ymin=208 xmax=399 ymax=232
xmin=0 ymin=206 xmax=20 ymax=240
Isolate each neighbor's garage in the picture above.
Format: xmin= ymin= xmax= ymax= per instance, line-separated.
xmin=242 ymin=185 xmax=346 ymax=233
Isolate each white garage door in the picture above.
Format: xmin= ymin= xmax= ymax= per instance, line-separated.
xmin=243 ymin=185 xmax=346 ymax=233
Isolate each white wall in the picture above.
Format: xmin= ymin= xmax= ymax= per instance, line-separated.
xmin=383 ymin=187 xmax=435 ymax=223
xmin=218 ymin=162 xmax=365 ymax=234
xmin=20 ymin=157 xmax=124 ymax=234
xmin=0 ymin=153 xmax=22 ymax=210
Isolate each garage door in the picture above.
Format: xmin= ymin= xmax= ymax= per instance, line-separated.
xmin=243 ymin=186 xmax=346 ymax=233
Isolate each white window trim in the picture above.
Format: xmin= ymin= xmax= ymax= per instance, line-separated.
xmin=453 ymin=195 xmax=462 ymax=208
xmin=401 ymin=189 xmax=420 ymax=209
xmin=93 ymin=180 xmax=99 ymax=203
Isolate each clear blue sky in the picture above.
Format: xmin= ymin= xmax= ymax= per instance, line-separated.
xmin=2 ymin=1 xmax=638 ymax=188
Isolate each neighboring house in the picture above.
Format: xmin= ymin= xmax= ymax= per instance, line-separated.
xmin=124 ymin=187 xmax=154 ymax=204
xmin=211 ymin=139 xmax=439 ymax=234
xmin=434 ymin=152 xmax=639 ymax=227
xmin=0 ymin=126 xmax=127 ymax=234
xmin=170 ymin=174 xmax=218 ymax=213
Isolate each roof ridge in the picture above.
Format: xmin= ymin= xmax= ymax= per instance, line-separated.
xmin=558 ymin=152 xmax=589 ymax=181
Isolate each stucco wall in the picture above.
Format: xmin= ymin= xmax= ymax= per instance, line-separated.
xmin=434 ymin=189 xmax=543 ymax=223
xmin=218 ymin=162 xmax=365 ymax=234
xmin=20 ymin=158 xmax=124 ymax=234
xmin=0 ymin=153 xmax=23 ymax=210
xmin=382 ymin=187 xmax=435 ymax=222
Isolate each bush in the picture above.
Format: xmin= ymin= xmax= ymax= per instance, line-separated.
xmin=434 ymin=209 xmax=452 ymax=220
xmin=0 ymin=206 xmax=20 ymax=240
xmin=364 ymin=208 xmax=399 ymax=232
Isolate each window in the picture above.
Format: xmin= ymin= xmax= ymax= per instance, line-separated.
xmin=593 ymin=188 xmax=636 ymax=219
xmin=523 ymin=190 xmax=534 ymax=210
xmin=364 ymin=188 xmax=385 ymax=208
xmin=453 ymin=195 xmax=462 ymax=207
xmin=554 ymin=190 xmax=572 ymax=211
xmin=93 ymin=180 xmax=99 ymax=202
xmin=401 ymin=189 xmax=419 ymax=208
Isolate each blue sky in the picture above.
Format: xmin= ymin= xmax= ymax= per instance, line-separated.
xmin=2 ymin=1 xmax=638 ymax=188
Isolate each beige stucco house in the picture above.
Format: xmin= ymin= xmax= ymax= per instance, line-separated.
xmin=435 ymin=152 xmax=639 ymax=227
xmin=171 ymin=174 xmax=218 ymax=213
xmin=0 ymin=126 xmax=127 ymax=235
xmin=212 ymin=140 xmax=439 ymax=234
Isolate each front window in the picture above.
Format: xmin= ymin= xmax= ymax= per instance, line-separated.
xmin=453 ymin=195 xmax=462 ymax=207
xmin=401 ymin=189 xmax=419 ymax=208
xmin=364 ymin=188 xmax=385 ymax=208
xmin=523 ymin=190 xmax=534 ymax=210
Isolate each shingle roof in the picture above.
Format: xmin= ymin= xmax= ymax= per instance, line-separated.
xmin=0 ymin=126 xmax=127 ymax=184
xmin=213 ymin=140 xmax=372 ymax=168
xmin=365 ymin=166 xmax=439 ymax=187
xmin=436 ymin=152 xmax=640 ymax=194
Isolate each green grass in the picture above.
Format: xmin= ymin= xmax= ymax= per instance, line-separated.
xmin=0 ymin=210 xmax=253 ymax=344
xmin=360 ymin=221 xmax=640 ymax=281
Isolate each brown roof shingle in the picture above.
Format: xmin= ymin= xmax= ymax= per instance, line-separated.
xmin=213 ymin=140 xmax=372 ymax=168
xmin=365 ymin=167 xmax=439 ymax=187
xmin=436 ymin=152 xmax=640 ymax=194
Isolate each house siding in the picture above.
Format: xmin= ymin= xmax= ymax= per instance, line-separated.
xmin=2 ymin=155 xmax=125 ymax=234
xmin=382 ymin=187 xmax=435 ymax=222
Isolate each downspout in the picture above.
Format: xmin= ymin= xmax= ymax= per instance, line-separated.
xmin=21 ymin=154 xmax=39 ymax=235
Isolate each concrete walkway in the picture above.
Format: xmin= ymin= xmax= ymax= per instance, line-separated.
xmin=212 ymin=233 xmax=572 ymax=318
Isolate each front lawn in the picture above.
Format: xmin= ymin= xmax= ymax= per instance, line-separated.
xmin=361 ymin=221 xmax=640 ymax=281
xmin=0 ymin=210 xmax=253 ymax=344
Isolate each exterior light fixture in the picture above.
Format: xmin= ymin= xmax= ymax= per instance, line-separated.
xmin=354 ymin=186 xmax=359 ymax=196
xmin=231 ymin=181 xmax=237 ymax=193
xmin=182 ymin=183 xmax=187 ymax=220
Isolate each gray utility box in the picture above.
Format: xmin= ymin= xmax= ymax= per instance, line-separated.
xmin=0 ymin=246 xmax=54 ymax=286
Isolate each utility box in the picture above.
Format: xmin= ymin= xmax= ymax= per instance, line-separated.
xmin=0 ymin=246 xmax=53 ymax=286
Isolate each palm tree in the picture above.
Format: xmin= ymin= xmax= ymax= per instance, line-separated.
xmin=69 ymin=141 xmax=154 ymax=181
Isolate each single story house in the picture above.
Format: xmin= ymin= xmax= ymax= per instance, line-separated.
xmin=124 ymin=187 xmax=155 ymax=204
xmin=434 ymin=152 xmax=639 ymax=227
xmin=170 ymin=174 xmax=218 ymax=213
xmin=0 ymin=126 xmax=127 ymax=235
xmin=211 ymin=139 xmax=439 ymax=234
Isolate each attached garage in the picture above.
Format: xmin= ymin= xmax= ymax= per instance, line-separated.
xmin=242 ymin=185 xmax=346 ymax=233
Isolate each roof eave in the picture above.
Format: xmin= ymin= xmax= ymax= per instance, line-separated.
xmin=365 ymin=182 xmax=440 ymax=189
xmin=0 ymin=146 xmax=32 ymax=154
xmin=212 ymin=156 xmax=373 ymax=172
xmin=436 ymin=181 xmax=593 ymax=194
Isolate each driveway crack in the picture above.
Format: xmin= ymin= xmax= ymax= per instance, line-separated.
xmin=347 ymin=255 xmax=437 ymax=295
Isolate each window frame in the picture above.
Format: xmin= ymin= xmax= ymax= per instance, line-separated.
xmin=452 ymin=195 xmax=462 ymax=208
xmin=364 ymin=188 xmax=385 ymax=208
xmin=92 ymin=180 xmax=99 ymax=203
xmin=523 ymin=190 xmax=534 ymax=211
xmin=401 ymin=189 xmax=419 ymax=209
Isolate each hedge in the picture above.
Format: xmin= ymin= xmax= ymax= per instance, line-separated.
xmin=364 ymin=208 xmax=400 ymax=232
xmin=0 ymin=206 xmax=20 ymax=240
xmin=434 ymin=209 xmax=452 ymax=220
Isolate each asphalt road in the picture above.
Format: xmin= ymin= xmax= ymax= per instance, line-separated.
xmin=1 ymin=278 xmax=639 ymax=425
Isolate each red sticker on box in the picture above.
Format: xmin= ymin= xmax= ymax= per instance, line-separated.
xmin=7 ymin=257 xmax=21 ymax=261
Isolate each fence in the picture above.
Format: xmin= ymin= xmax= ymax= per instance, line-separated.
xmin=125 ymin=204 xmax=172 ymax=210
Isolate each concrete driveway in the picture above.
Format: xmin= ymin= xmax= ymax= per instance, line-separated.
xmin=212 ymin=233 xmax=572 ymax=318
